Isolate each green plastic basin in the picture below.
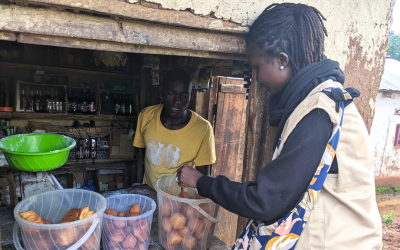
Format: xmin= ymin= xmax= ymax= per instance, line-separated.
xmin=0 ymin=134 xmax=76 ymax=172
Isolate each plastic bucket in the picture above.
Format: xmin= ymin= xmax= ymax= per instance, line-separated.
xmin=0 ymin=134 xmax=76 ymax=172
xmin=155 ymin=175 xmax=220 ymax=250
xmin=13 ymin=189 xmax=106 ymax=250
xmin=101 ymin=194 xmax=156 ymax=250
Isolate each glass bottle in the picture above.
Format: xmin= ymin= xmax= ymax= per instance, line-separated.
xmin=127 ymin=94 xmax=133 ymax=116
xmin=114 ymin=93 xmax=119 ymax=115
xmin=34 ymin=87 xmax=41 ymax=112
xmin=88 ymin=89 xmax=95 ymax=115
xmin=82 ymin=89 xmax=88 ymax=115
xmin=71 ymin=89 xmax=77 ymax=114
xmin=120 ymin=94 xmax=125 ymax=115
xmin=76 ymin=90 xmax=83 ymax=114
xmin=40 ymin=88 xmax=45 ymax=112
xmin=27 ymin=87 xmax=34 ymax=111
xmin=20 ymin=86 xmax=27 ymax=111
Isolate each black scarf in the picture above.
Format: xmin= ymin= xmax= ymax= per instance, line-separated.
xmin=269 ymin=59 xmax=346 ymax=149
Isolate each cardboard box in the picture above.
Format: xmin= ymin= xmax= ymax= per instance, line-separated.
xmin=117 ymin=183 xmax=123 ymax=189
xmin=115 ymin=176 xmax=123 ymax=183
xmin=108 ymin=181 xmax=116 ymax=189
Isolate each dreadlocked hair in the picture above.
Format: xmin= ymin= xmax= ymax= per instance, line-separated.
xmin=246 ymin=3 xmax=328 ymax=74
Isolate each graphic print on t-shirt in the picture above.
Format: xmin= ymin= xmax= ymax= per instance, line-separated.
xmin=146 ymin=139 xmax=181 ymax=169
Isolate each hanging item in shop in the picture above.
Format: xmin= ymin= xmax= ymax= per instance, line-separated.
xmin=192 ymin=67 xmax=212 ymax=90
xmin=93 ymin=51 xmax=128 ymax=68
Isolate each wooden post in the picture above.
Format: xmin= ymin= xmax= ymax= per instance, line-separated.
xmin=236 ymin=69 xmax=274 ymax=237
xmin=194 ymin=90 xmax=210 ymax=120
xmin=7 ymin=169 xmax=16 ymax=206
xmin=211 ymin=77 xmax=247 ymax=246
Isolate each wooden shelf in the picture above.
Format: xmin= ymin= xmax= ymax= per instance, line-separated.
xmin=0 ymin=62 xmax=140 ymax=80
xmin=5 ymin=112 xmax=136 ymax=121
xmin=61 ymin=158 xmax=131 ymax=168
xmin=0 ymin=112 xmax=12 ymax=119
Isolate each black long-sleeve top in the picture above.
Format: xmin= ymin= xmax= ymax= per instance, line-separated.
xmin=197 ymin=108 xmax=338 ymax=224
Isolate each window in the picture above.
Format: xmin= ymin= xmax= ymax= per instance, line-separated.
xmin=395 ymin=125 xmax=400 ymax=147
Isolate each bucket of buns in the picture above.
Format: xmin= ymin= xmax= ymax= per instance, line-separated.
xmin=13 ymin=189 xmax=106 ymax=250
xmin=101 ymin=194 xmax=157 ymax=250
xmin=155 ymin=175 xmax=221 ymax=250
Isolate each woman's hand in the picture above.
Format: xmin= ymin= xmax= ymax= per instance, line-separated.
xmin=177 ymin=165 xmax=203 ymax=188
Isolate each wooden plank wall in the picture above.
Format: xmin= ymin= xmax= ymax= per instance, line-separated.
xmin=211 ymin=77 xmax=247 ymax=246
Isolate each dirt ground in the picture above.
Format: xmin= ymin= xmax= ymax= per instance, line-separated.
xmin=378 ymin=188 xmax=400 ymax=250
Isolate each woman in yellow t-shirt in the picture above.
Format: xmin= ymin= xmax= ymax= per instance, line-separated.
xmin=133 ymin=68 xmax=216 ymax=190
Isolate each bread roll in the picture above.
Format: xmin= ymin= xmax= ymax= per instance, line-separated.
xmin=55 ymin=227 xmax=75 ymax=246
xmin=129 ymin=205 xmax=141 ymax=215
xmin=187 ymin=218 xmax=204 ymax=234
xmin=113 ymin=218 xmax=126 ymax=228
xmin=82 ymin=234 xmax=97 ymax=250
xmin=183 ymin=236 xmax=197 ymax=249
xmin=178 ymin=226 xmax=190 ymax=237
xmin=167 ymin=231 xmax=182 ymax=246
xmin=78 ymin=206 xmax=96 ymax=220
xmin=118 ymin=212 xmax=128 ymax=217
xmin=121 ymin=233 xmax=138 ymax=249
xmin=162 ymin=199 xmax=172 ymax=217
xmin=126 ymin=213 xmax=138 ymax=226
xmin=108 ymin=228 xmax=126 ymax=243
xmin=105 ymin=209 xmax=118 ymax=216
xmin=19 ymin=210 xmax=44 ymax=224
xmin=162 ymin=218 xmax=173 ymax=232
xmin=179 ymin=191 xmax=192 ymax=199
xmin=170 ymin=213 xmax=186 ymax=230
xmin=133 ymin=219 xmax=150 ymax=242
xmin=194 ymin=232 xmax=204 ymax=240
xmin=62 ymin=208 xmax=81 ymax=222
xmin=42 ymin=219 xmax=53 ymax=224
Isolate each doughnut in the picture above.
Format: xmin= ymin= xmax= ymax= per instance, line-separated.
xmin=129 ymin=205 xmax=141 ymax=215
xmin=105 ymin=209 xmax=118 ymax=217
xmin=170 ymin=213 xmax=186 ymax=230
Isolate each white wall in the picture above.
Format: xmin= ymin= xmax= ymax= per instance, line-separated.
xmin=370 ymin=92 xmax=400 ymax=177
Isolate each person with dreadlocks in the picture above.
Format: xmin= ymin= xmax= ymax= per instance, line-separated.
xmin=177 ymin=3 xmax=382 ymax=250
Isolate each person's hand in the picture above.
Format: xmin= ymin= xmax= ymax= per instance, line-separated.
xmin=177 ymin=165 xmax=203 ymax=188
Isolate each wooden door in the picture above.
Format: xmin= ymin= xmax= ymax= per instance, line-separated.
xmin=209 ymin=77 xmax=247 ymax=246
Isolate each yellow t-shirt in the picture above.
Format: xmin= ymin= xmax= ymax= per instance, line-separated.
xmin=133 ymin=104 xmax=216 ymax=189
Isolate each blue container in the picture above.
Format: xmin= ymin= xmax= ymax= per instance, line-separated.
xmin=89 ymin=186 xmax=96 ymax=192
xmin=87 ymin=179 xmax=94 ymax=186
xmin=83 ymin=186 xmax=90 ymax=190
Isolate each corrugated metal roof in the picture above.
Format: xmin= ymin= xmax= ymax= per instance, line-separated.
xmin=380 ymin=59 xmax=400 ymax=91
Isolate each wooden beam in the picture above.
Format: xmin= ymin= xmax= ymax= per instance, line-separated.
xmin=0 ymin=31 xmax=16 ymax=42
xmin=17 ymin=34 xmax=247 ymax=61
xmin=15 ymin=0 xmax=248 ymax=34
xmin=0 ymin=5 xmax=246 ymax=54
xmin=220 ymin=84 xmax=246 ymax=93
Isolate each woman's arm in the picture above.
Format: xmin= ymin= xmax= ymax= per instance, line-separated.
xmin=178 ymin=108 xmax=333 ymax=223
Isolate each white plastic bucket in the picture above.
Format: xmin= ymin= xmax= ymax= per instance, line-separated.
xmin=101 ymin=194 xmax=156 ymax=250
xmin=13 ymin=189 xmax=107 ymax=250
xmin=155 ymin=175 xmax=220 ymax=250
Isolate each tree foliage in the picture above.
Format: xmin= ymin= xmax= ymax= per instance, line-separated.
xmin=388 ymin=33 xmax=400 ymax=60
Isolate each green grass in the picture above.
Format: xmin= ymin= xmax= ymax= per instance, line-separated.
xmin=395 ymin=187 xmax=400 ymax=192
xmin=382 ymin=210 xmax=395 ymax=224
xmin=376 ymin=185 xmax=391 ymax=194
